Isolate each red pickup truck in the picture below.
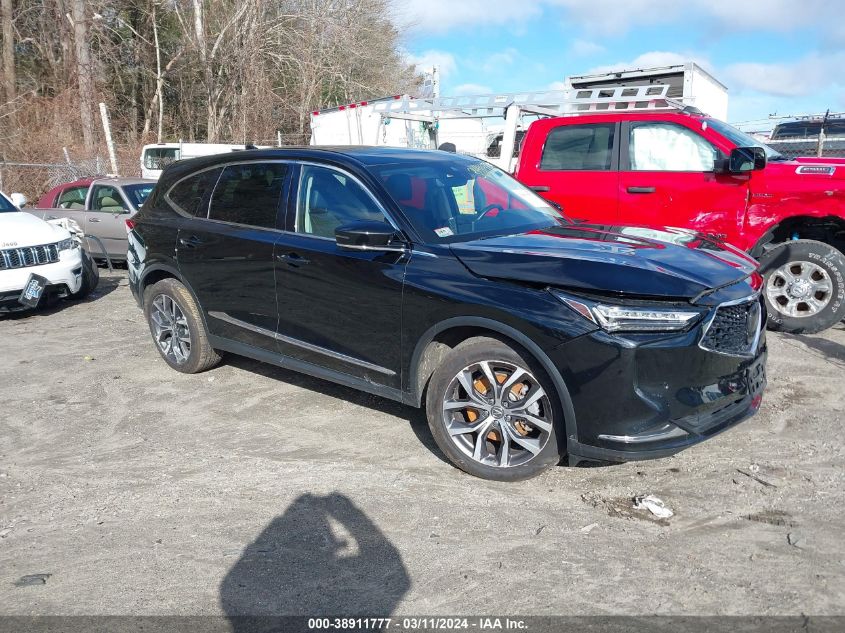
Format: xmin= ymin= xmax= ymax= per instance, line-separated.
xmin=515 ymin=109 xmax=845 ymax=334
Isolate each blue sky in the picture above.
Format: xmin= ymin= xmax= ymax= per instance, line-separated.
xmin=396 ymin=0 xmax=845 ymax=131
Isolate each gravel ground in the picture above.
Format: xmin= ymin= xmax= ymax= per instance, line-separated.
xmin=0 ymin=271 xmax=843 ymax=617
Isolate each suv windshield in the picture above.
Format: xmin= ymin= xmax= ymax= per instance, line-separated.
xmin=0 ymin=194 xmax=17 ymax=213
xmin=705 ymin=118 xmax=785 ymax=160
xmin=124 ymin=183 xmax=155 ymax=209
xmin=374 ymin=156 xmax=565 ymax=243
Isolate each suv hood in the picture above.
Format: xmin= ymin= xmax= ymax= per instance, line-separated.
xmin=449 ymin=224 xmax=758 ymax=301
xmin=0 ymin=211 xmax=68 ymax=248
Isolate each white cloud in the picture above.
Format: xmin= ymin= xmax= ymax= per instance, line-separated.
xmin=584 ymin=51 xmax=708 ymax=76
xmin=406 ymin=50 xmax=457 ymax=79
xmin=569 ymin=39 xmax=605 ymax=57
xmin=724 ymin=52 xmax=845 ymax=98
xmin=394 ymin=0 xmax=542 ymax=34
xmin=397 ymin=0 xmax=843 ymax=42
xmin=453 ymin=83 xmax=494 ymax=95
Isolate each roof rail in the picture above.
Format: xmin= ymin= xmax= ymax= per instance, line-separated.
xmin=371 ymin=84 xmax=678 ymax=118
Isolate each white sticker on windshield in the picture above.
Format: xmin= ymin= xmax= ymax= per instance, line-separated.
xmin=434 ymin=226 xmax=454 ymax=237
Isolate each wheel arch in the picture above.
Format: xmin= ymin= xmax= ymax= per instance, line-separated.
xmin=408 ymin=316 xmax=578 ymax=446
xmin=750 ymin=214 xmax=845 ymax=258
xmin=139 ymin=264 xmax=212 ymax=332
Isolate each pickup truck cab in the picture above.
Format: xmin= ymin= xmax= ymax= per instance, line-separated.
xmin=31 ymin=177 xmax=156 ymax=261
xmin=516 ymin=109 xmax=845 ymax=334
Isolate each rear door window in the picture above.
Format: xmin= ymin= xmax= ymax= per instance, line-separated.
xmin=208 ymin=163 xmax=287 ymax=229
xmin=57 ymin=186 xmax=88 ymax=209
xmin=540 ymin=123 xmax=615 ymax=171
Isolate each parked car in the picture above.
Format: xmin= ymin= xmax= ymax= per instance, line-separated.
xmin=127 ymin=147 xmax=766 ymax=481
xmin=35 ymin=177 xmax=99 ymax=210
xmin=30 ymin=177 xmax=156 ymax=261
xmin=515 ymin=109 xmax=845 ymax=334
xmin=0 ymin=191 xmax=98 ymax=313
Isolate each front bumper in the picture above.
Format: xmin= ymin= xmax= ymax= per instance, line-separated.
xmin=550 ymin=313 xmax=767 ymax=464
xmin=0 ymin=248 xmax=84 ymax=310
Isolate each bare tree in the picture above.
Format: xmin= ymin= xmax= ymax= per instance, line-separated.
xmin=1 ymin=0 xmax=15 ymax=106
xmin=71 ymin=0 xmax=96 ymax=152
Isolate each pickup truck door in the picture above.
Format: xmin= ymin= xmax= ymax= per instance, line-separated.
xmin=85 ymin=184 xmax=132 ymax=259
xmin=517 ymin=121 xmax=619 ymax=224
xmin=617 ymin=121 xmax=749 ymax=239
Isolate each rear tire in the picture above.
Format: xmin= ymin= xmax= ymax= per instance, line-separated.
xmin=143 ymin=278 xmax=221 ymax=374
xmin=425 ymin=337 xmax=564 ymax=481
xmin=759 ymin=240 xmax=845 ymax=334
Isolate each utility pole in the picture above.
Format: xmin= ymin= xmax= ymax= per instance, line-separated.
xmin=99 ymin=102 xmax=119 ymax=175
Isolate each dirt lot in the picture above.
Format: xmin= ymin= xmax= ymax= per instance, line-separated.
xmin=1 ymin=270 xmax=843 ymax=617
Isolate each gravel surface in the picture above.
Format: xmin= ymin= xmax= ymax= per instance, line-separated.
xmin=1 ymin=271 xmax=843 ymax=616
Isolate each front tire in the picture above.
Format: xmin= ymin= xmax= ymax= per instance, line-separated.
xmin=68 ymin=250 xmax=100 ymax=300
xmin=759 ymin=239 xmax=845 ymax=334
xmin=143 ymin=278 xmax=221 ymax=374
xmin=425 ymin=337 xmax=564 ymax=481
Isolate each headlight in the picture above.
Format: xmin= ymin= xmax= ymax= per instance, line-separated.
xmin=57 ymin=238 xmax=79 ymax=251
xmin=551 ymin=290 xmax=702 ymax=333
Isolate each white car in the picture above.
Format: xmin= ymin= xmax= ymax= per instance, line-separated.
xmin=0 ymin=191 xmax=98 ymax=313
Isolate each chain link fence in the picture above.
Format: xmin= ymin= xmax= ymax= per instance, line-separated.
xmin=0 ymin=155 xmax=141 ymax=203
xmin=765 ymin=135 xmax=845 ymax=160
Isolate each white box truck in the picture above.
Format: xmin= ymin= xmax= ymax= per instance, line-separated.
xmin=565 ymin=62 xmax=729 ymax=121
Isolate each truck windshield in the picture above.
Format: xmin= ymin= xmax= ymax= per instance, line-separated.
xmin=124 ymin=184 xmax=155 ymax=209
xmin=0 ymin=194 xmax=17 ymax=213
xmin=705 ymin=118 xmax=785 ymax=160
xmin=374 ymin=156 xmax=565 ymax=244
xmin=143 ymin=147 xmax=178 ymax=170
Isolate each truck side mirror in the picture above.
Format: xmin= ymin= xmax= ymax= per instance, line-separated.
xmin=10 ymin=192 xmax=27 ymax=208
xmin=728 ymin=147 xmax=767 ymax=173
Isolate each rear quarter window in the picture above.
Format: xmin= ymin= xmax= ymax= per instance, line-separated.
xmin=166 ymin=168 xmax=223 ymax=217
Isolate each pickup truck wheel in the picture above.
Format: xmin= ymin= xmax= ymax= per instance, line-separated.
xmin=759 ymin=239 xmax=845 ymax=334
xmin=67 ymin=251 xmax=100 ymax=300
xmin=143 ymin=278 xmax=221 ymax=373
xmin=425 ymin=337 xmax=563 ymax=481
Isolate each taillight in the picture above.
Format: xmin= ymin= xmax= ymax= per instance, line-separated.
xmin=125 ymin=219 xmax=136 ymax=233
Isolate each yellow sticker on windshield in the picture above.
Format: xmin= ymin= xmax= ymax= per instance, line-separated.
xmin=452 ymin=182 xmax=476 ymax=214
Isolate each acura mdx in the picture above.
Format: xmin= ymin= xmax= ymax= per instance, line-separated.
xmin=128 ymin=147 xmax=767 ymax=481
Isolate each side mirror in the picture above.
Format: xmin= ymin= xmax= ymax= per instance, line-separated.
xmin=335 ymin=221 xmax=406 ymax=252
xmin=10 ymin=192 xmax=27 ymax=208
xmin=727 ymin=147 xmax=767 ymax=173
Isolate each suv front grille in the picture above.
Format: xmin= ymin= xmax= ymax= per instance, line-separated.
xmin=700 ymin=298 xmax=762 ymax=356
xmin=0 ymin=243 xmax=60 ymax=271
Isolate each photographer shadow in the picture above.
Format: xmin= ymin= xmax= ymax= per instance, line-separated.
xmin=220 ymin=493 xmax=410 ymax=631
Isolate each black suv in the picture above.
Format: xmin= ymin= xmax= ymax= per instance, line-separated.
xmin=128 ymin=147 xmax=767 ymax=481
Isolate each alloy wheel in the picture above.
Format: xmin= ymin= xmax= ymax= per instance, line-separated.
xmin=441 ymin=360 xmax=553 ymax=468
xmin=150 ymin=294 xmax=192 ymax=364
xmin=766 ymin=260 xmax=832 ymax=318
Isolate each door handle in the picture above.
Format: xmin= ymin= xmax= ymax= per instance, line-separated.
xmin=277 ymin=252 xmax=311 ymax=266
xmin=529 ymin=185 xmax=550 ymax=192
xmin=178 ymin=235 xmax=204 ymax=248
xmin=88 ymin=217 xmax=101 ymax=222
xmin=627 ymin=186 xmax=656 ymax=194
